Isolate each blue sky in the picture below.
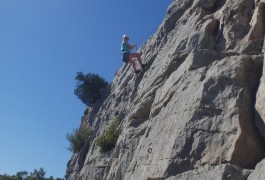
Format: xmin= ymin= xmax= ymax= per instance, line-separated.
xmin=0 ymin=0 xmax=171 ymax=178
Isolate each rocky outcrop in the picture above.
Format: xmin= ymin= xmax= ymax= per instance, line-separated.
xmin=66 ymin=0 xmax=265 ymax=179
xmin=168 ymin=164 xmax=252 ymax=180
xmin=248 ymin=159 xmax=265 ymax=180
xmin=255 ymin=55 xmax=265 ymax=140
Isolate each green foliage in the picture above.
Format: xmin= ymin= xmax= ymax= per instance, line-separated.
xmin=74 ymin=72 xmax=108 ymax=106
xmin=16 ymin=171 xmax=28 ymax=180
xmin=0 ymin=174 xmax=17 ymax=180
xmin=96 ymin=117 xmax=120 ymax=152
xmin=0 ymin=168 xmax=64 ymax=180
xmin=29 ymin=168 xmax=45 ymax=180
xmin=66 ymin=125 xmax=92 ymax=153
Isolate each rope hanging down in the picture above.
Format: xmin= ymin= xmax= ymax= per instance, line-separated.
xmin=135 ymin=27 xmax=158 ymax=51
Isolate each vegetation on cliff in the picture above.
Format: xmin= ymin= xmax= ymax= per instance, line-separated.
xmin=66 ymin=125 xmax=92 ymax=153
xmin=74 ymin=72 xmax=108 ymax=106
xmin=96 ymin=117 xmax=120 ymax=152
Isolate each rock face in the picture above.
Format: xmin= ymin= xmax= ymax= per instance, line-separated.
xmin=168 ymin=164 xmax=252 ymax=180
xmin=255 ymin=55 xmax=265 ymax=140
xmin=66 ymin=0 xmax=265 ymax=180
xmin=248 ymin=159 xmax=265 ymax=180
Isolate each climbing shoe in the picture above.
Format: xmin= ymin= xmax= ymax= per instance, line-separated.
xmin=141 ymin=63 xmax=147 ymax=70
xmin=135 ymin=70 xmax=141 ymax=74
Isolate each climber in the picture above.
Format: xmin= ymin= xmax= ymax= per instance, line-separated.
xmin=121 ymin=34 xmax=147 ymax=73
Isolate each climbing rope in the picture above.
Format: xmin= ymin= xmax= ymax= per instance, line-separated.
xmin=134 ymin=27 xmax=158 ymax=51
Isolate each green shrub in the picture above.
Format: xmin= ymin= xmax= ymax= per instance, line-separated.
xmin=0 ymin=167 xmax=64 ymax=180
xmin=74 ymin=72 xmax=108 ymax=106
xmin=66 ymin=125 xmax=92 ymax=153
xmin=96 ymin=117 xmax=120 ymax=152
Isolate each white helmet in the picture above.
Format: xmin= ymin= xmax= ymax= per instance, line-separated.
xmin=123 ymin=34 xmax=130 ymax=38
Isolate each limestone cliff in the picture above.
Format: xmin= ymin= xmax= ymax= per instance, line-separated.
xmin=66 ymin=0 xmax=265 ymax=179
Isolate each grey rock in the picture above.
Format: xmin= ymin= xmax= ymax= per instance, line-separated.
xmin=167 ymin=164 xmax=252 ymax=180
xmin=241 ymin=1 xmax=265 ymax=53
xmin=256 ymin=55 xmax=265 ymax=140
xmin=248 ymin=159 xmax=265 ymax=180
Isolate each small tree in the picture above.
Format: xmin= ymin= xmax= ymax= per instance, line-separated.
xmin=74 ymin=72 xmax=108 ymax=106
xmin=66 ymin=125 xmax=92 ymax=153
xmin=16 ymin=171 xmax=28 ymax=180
xmin=96 ymin=117 xmax=120 ymax=152
xmin=29 ymin=167 xmax=46 ymax=180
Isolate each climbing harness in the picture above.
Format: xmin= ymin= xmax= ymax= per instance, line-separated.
xmin=122 ymin=52 xmax=130 ymax=63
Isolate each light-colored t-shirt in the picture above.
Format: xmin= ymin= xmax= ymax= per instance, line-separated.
xmin=121 ymin=41 xmax=130 ymax=53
